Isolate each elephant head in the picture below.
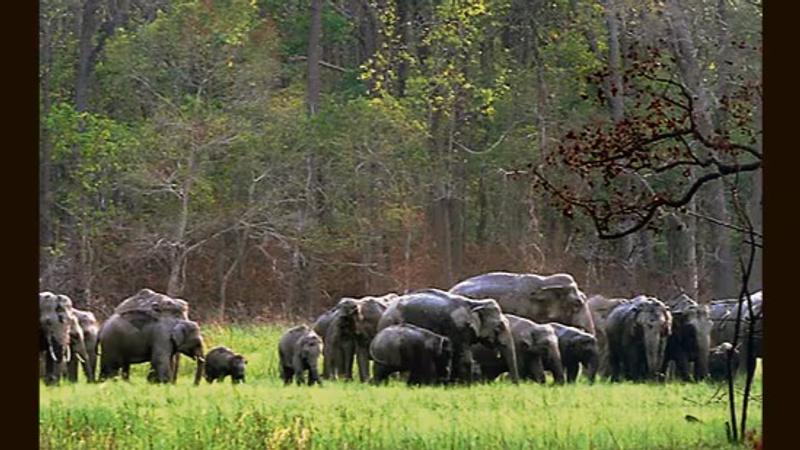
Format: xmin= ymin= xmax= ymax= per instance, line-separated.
xmin=571 ymin=333 xmax=599 ymax=383
xmin=467 ymin=300 xmax=519 ymax=383
xmin=426 ymin=334 xmax=453 ymax=383
xmin=299 ymin=332 xmax=323 ymax=364
xmin=230 ymin=355 xmax=247 ymax=384
xmin=668 ymin=294 xmax=711 ymax=380
xmin=525 ymin=275 xmax=596 ymax=335
xmin=630 ymin=297 xmax=672 ymax=379
xmin=170 ymin=320 xmax=205 ymax=385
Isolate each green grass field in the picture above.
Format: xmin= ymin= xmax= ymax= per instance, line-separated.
xmin=40 ymin=324 xmax=762 ymax=449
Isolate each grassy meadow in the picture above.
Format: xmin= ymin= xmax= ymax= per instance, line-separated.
xmin=40 ymin=324 xmax=762 ymax=449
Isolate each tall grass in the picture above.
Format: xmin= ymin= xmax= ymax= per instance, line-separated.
xmin=40 ymin=324 xmax=762 ymax=449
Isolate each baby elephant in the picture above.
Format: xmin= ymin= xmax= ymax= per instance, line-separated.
xmin=279 ymin=325 xmax=323 ymax=386
xmin=369 ymin=324 xmax=453 ymax=386
xmin=204 ymin=346 xmax=247 ymax=384
xmin=709 ymin=342 xmax=740 ymax=381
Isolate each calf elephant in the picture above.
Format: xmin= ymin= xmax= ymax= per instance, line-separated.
xmin=99 ymin=289 xmax=205 ymax=385
xmin=370 ymin=324 xmax=452 ymax=386
xmin=587 ymin=295 xmax=629 ymax=377
xmin=67 ymin=308 xmax=99 ymax=383
xmin=377 ymin=289 xmax=519 ymax=384
xmin=313 ymin=293 xmax=395 ymax=382
xmin=548 ymin=322 xmax=599 ymax=383
xmin=204 ymin=346 xmax=247 ymax=384
xmin=472 ymin=315 xmax=564 ymax=384
xmin=450 ymin=272 xmax=595 ymax=335
xmin=279 ymin=325 xmax=323 ymax=386
xmin=606 ymin=296 xmax=672 ymax=382
xmin=709 ymin=342 xmax=740 ymax=381
xmin=662 ymin=294 xmax=711 ymax=382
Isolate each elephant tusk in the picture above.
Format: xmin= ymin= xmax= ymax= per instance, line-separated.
xmin=76 ymin=353 xmax=86 ymax=364
xmin=48 ymin=345 xmax=58 ymax=362
xmin=196 ymin=356 xmax=205 ymax=362
xmin=65 ymin=345 xmax=71 ymax=363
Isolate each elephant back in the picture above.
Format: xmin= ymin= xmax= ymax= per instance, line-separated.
xmin=450 ymin=272 xmax=592 ymax=333
xmin=114 ymin=289 xmax=189 ymax=321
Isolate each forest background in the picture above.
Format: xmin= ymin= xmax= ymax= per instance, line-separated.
xmin=38 ymin=0 xmax=762 ymax=322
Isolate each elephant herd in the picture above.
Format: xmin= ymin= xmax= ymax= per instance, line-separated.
xmin=39 ymin=271 xmax=763 ymax=388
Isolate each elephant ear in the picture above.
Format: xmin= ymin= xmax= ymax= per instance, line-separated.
xmin=170 ymin=322 xmax=189 ymax=348
xmin=450 ymin=307 xmax=481 ymax=340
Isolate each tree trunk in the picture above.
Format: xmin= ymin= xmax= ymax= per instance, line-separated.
xmin=75 ymin=0 xmax=101 ymax=112
xmin=307 ymin=0 xmax=323 ymax=115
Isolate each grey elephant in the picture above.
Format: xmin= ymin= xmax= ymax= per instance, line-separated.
xmin=66 ymin=308 xmax=99 ymax=383
xmin=369 ymin=324 xmax=453 ymax=385
xmin=449 ymin=272 xmax=595 ymax=335
xmin=662 ymin=294 xmax=711 ymax=382
xmin=587 ymin=295 xmax=629 ymax=377
xmin=377 ymin=289 xmax=519 ymax=384
xmin=313 ymin=293 xmax=396 ymax=382
xmin=98 ymin=289 xmax=205 ymax=384
xmin=279 ymin=325 xmax=323 ymax=386
xmin=708 ymin=342 xmax=740 ymax=381
xmin=204 ymin=346 xmax=247 ymax=384
xmin=472 ymin=315 xmax=564 ymax=384
xmin=39 ymin=292 xmax=80 ymax=385
xmin=548 ymin=322 xmax=599 ymax=383
xmin=606 ymin=295 xmax=672 ymax=382
xmin=709 ymin=291 xmax=762 ymax=374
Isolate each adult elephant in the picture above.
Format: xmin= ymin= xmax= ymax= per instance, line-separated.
xmin=472 ymin=315 xmax=564 ymax=384
xmin=709 ymin=291 xmax=762 ymax=374
xmin=548 ymin=322 xmax=599 ymax=383
xmin=66 ymin=308 xmax=99 ymax=383
xmin=99 ymin=289 xmax=205 ymax=384
xmin=606 ymin=295 xmax=672 ymax=382
xmin=377 ymin=289 xmax=518 ymax=384
xmin=587 ymin=295 xmax=629 ymax=377
xmin=449 ymin=272 xmax=595 ymax=335
xmin=313 ymin=293 xmax=396 ymax=381
xmin=39 ymin=292 xmax=81 ymax=385
xmin=662 ymin=294 xmax=711 ymax=382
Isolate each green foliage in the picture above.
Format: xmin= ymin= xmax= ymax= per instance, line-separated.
xmin=46 ymin=102 xmax=138 ymax=226
xmin=41 ymin=325 xmax=762 ymax=450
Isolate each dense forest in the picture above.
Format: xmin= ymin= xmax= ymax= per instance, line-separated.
xmin=39 ymin=0 xmax=762 ymax=322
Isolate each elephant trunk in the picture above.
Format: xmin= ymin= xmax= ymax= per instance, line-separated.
xmin=547 ymin=345 xmax=565 ymax=385
xmin=193 ymin=354 xmax=205 ymax=386
xmin=498 ymin=330 xmax=519 ymax=384
xmin=644 ymin=329 xmax=665 ymax=379
xmin=584 ymin=351 xmax=599 ymax=384
xmin=575 ymin=307 xmax=596 ymax=336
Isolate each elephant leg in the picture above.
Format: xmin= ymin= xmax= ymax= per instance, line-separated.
xmin=609 ymin=349 xmax=622 ymax=383
xmin=151 ymin=356 xmax=172 ymax=383
xmin=281 ymin=365 xmax=293 ymax=385
xmin=322 ymin=343 xmax=335 ymax=380
xmin=356 ymin=344 xmax=370 ymax=383
xmin=460 ymin=348 xmax=476 ymax=384
xmin=675 ymin=355 xmax=691 ymax=382
xmin=528 ymin=357 xmax=546 ymax=384
xmin=171 ymin=354 xmax=180 ymax=384
xmin=293 ymin=357 xmax=305 ymax=385
xmin=343 ymin=340 xmax=356 ymax=381
xmin=121 ymin=363 xmax=131 ymax=381
xmin=566 ymin=361 xmax=579 ymax=383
